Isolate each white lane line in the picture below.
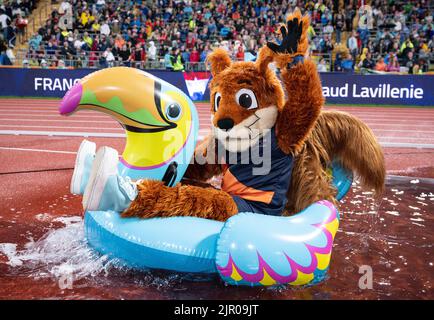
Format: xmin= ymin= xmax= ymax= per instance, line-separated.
xmin=9 ymin=126 xmax=431 ymax=135
xmin=378 ymin=136 xmax=434 ymax=141
xmin=355 ymin=118 xmax=434 ymax=122
xmin=372 ymin=129 xmax=434 ymax=133
xmin=0 ymin=113 xmax=113 ymax=119
xmin=0 ymin=130 xmax=125 ymax=138
xmin=0 ymin=130 xmax=433 ymax=148
xmin=326 ymin=109 xmax=434 ymax=113
xmin=0 ymin=124 xmax=123 ymax=130
xmin=2 ymin=120 xmax=434 ymax=134
xmin=1 ymin=102 xmax=431 ymax=111
xmin=0 ymin=115 xmax=213 ymax=122
xmin=0 ymin=146 xmax=77 ymax=154
xmin=358 ymin=123 xmax=434 ymax=127
xmin=0 ymin=118 xmax=116 ymax=123
xmin=6 ymin=108 xmax=433 ymax=120
xmin=4 ymin=109 xmax=433 ymax=120
xmin=0 ymin=125 xmax=210 ymax=136
xmin=3 ymin=108 xmax=433 ymax=117
xmin=3 ymin=120 xmax=433 ymax=129
xmin=2 ymin=117 xmax=433 ymax=126
xmin=380 ymin=142 xmax=434 ymax=148
xmin=0 ymin=129 xmax=209 ymax=138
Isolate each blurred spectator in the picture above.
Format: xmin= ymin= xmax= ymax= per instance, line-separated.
xmin=412 ymin=63 xmax=422 ymax=74
xmin=403 ymin=51 xmax=416 ymax=73
xmin=164 ymin=49 xmax=174 ymax=71
xmin=118 ymin=44 xmax=130 ymax=65
xmin=22 ymin=58 xmax=29 ymax=68
xmin=129 ymin=43 xmax=146 ymax=68
xmin=40 ymin=59 xmax=48 ymax=69
xmin=348 ymin=31 xmax=359 ymax=58
xmin=190 ymin=46 xmax=200 ymax=64
xmin=147 ymin=41 xmax=157 ymax=61
xmin=387 ymin=54 xmax=401 ymax=72
xmin=361 ymin=52 xmax=375 ymax=69
xmin=59 ymin=1 xmax=72 ymax=15
xmin=0 ymin=9 xmax=11 ymax=37
xmin=15 ymin=14 xmax=28 ymax=36
xmin=6 ymin=44 xmax=15 ymax=64
xmin=100 ymin=19 xmax=110 ymax=36
xmin=235 ymin=45 xmax=244 ymax=61
xmin=400 ymin=38 xmax=414 ymax=56
xmin=334 ymin=10 xmax=345 ymax=43
xmin=103 ymin=47 xmax=115 ymax=67
xmin=317 ymin=57 xmax=328 ymax=72
xmin=334 ymin=53 xmax=343 ymax=72
xmin=181 ymin=46 xmax=190 ymax=64
xmin=375 ymin=57 xmax=387 ymax=71
xmin=58 ymin=59 xmax=66 ymax=69
xmin=173 ymin=49 xmax=185 ymax=71
xmin=358 ymin=47 xmax=369 ymax=68
xmin=341 ymin=54 xmax=354 ymax=72
xmin=357 ymin=10 xmax=370 ymax=45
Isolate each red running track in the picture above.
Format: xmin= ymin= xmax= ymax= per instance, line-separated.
xmin=0 ymin=99 xmax=434 ymax=147
xmin=0 ymin=98 xmax=433 ymax=180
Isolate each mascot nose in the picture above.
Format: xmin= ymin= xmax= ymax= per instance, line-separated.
xmin=217 ymin=118 xmax=234 ymax=131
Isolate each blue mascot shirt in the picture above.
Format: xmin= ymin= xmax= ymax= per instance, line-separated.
xmin=220 ymin=126 xmax=293 ymax=216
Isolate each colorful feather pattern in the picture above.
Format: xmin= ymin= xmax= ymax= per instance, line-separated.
xmin=216 ymin=200 xmax=339 ymax=286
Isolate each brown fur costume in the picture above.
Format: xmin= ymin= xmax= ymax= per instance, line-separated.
xmin=122 ymin=10 xmax=385 ymax=221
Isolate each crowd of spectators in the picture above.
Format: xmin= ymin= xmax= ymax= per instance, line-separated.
xmin=345 ymin=0 xmax=434 ymax=74
xmin=1 ymin=0 xmax=433 ymax=73
xmin=1 ymin=0 xmax=39 ymax=65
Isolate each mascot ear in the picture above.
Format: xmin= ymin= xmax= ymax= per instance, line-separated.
xmin=207 ymin=48 xmax=232 ymax=77
xmin=255 ymin=46 xmax=274 ymax=75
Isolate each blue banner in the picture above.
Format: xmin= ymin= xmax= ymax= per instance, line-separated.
xmin=0 ymin=68 xmax=190 ymax=99
xmin=0 ymin=68 xmax=432 ymax=106
xmin=319 ymin=72 xmax=434 ymax=106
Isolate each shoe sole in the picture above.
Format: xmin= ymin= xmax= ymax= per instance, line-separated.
xmin=70 ymin=140 xmax=96 ymax=194
xmin=83 ymin=147 xmax=119 ymax=212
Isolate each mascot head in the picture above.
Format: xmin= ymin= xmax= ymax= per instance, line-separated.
xmin=207 ymin=47 xmax=284 ymax=153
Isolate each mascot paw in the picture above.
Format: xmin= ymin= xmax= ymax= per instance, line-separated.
xmin=121 ymin=178 xmax=238 ymax=221
xmin=121 ymin=180 xmax=165 ymax=218
xmin=267 ymin=9 xmax=310 ymax=68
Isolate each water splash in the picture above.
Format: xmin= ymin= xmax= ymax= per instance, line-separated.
xmin=0 ymin=215 xmax=216 ymax=294
xmin=0 ymin=217 xmax=120 ymax=282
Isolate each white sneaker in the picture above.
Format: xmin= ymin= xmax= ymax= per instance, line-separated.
xmin=82 ymin=147 xmax=137 ymax=212
xmin=70 ymin=139 xmax=96 ymax=195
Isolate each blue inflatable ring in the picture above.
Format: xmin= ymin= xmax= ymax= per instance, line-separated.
xmin=85 ymin=162 xmax=352 ymax=287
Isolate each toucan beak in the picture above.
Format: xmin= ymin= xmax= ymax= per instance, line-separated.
xmin=58 ymin=67 xmax=175 ymax=132
xmin=59 ymin=82 xmax=82 ymax=115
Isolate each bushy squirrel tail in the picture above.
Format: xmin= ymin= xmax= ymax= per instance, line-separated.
xmin=308 ymin=110 xmax=386 ymax=195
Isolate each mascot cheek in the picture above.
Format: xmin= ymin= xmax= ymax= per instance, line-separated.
xmin=253 ymin=106 xmax=278 ymax=131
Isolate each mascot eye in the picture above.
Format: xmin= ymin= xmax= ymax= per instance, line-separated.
xmin=235 ymin=89 xmax=258 ymax=110
xmin=165 ymin=103 xmax=182 ymax=121
xmin=214 ymin=92 xmax=221 ymax=112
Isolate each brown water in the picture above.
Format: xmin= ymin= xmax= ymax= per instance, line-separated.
xmin=0 ymin=176 xmax=433 ymax=300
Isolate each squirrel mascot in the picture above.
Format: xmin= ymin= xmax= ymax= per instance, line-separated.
xmin=74 ymin=10 xmax=385 ymax=221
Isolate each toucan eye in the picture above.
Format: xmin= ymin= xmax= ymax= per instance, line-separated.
xmin=235 ymin=89 xmax=258 ymax=110
xmin=214 ymin=92 xmax=221 ymax=112
xmin=166 ymin=103 xmax=182 ymax=121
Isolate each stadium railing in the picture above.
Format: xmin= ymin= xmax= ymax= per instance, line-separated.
xmin=14 ymin=49 xmax=335 ymax=72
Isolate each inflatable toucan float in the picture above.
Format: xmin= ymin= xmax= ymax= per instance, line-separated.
xmin=59 ymin=67 xmax=351 ymax=287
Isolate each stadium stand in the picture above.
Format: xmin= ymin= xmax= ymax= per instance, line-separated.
xmin=0 ymin=0 xmax=56 ymax=64
xmin=1 ymin=0 xmax=433 ymax=74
